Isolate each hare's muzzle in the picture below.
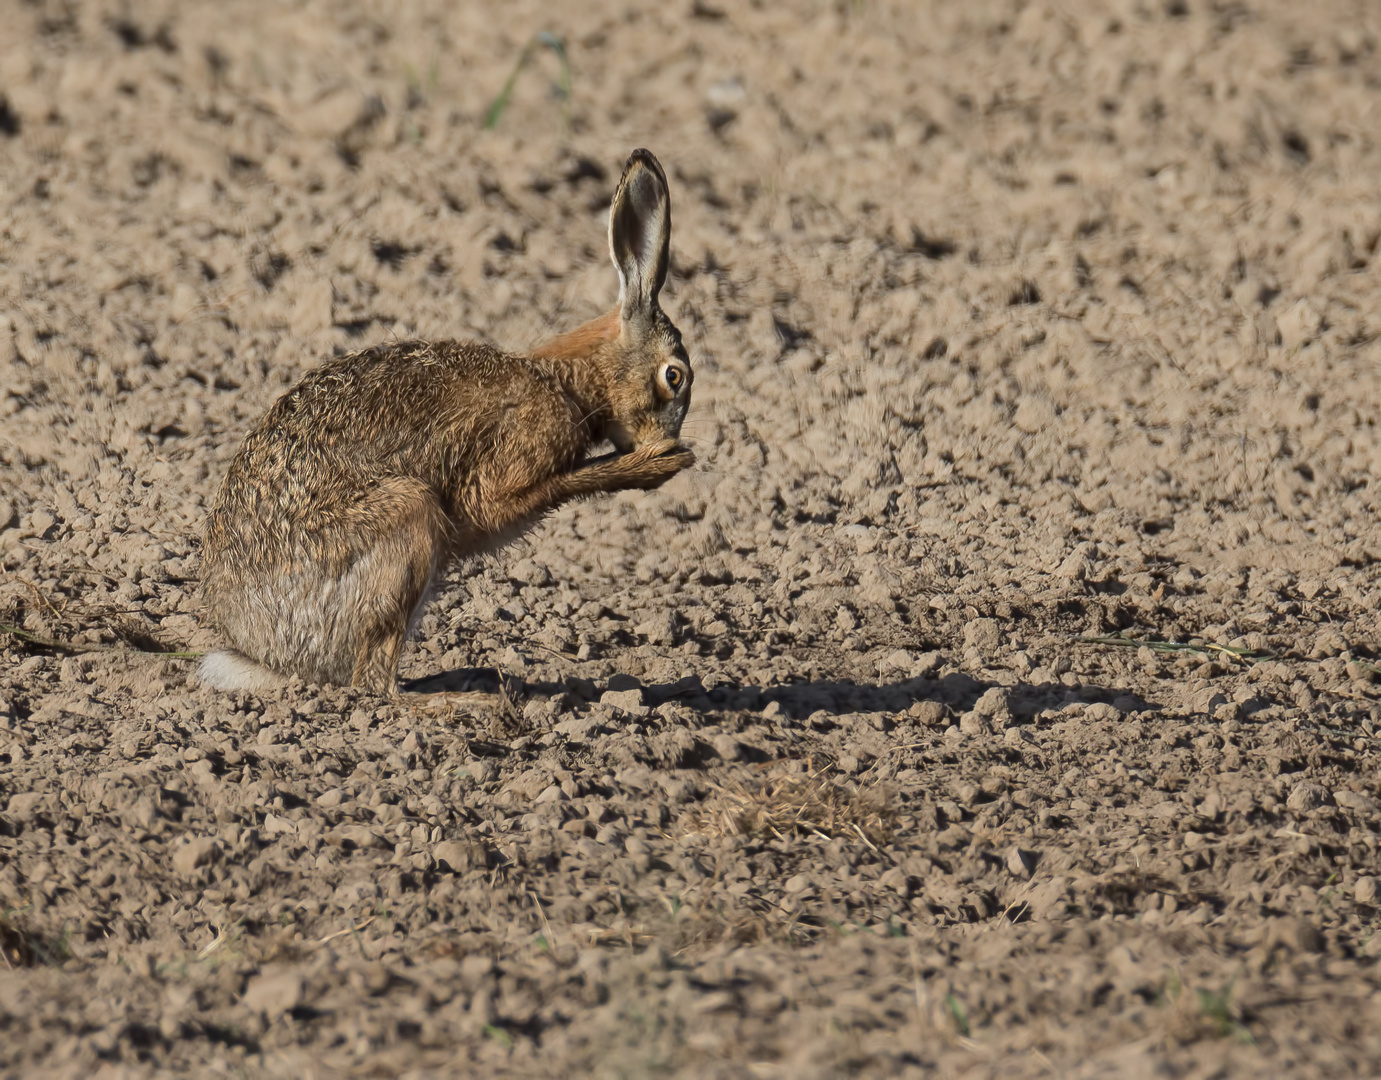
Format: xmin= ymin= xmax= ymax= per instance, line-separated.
xmin=607 ymin=417 xmax=684 ymax=453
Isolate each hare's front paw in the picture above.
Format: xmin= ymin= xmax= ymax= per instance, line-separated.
xmin=620 ymin=438 xmax=696 ymax=490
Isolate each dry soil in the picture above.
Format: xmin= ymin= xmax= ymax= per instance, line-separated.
xmin=3 ymin=0 xmax=1381 ymax=1077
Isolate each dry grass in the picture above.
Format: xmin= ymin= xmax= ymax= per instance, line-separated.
xmin=0 ymin=909 xmax=71 ymax=969
xmin=0 ymin=582 xmax=201 ymax=658
xmin=684 ymin=762 xmax=897 ymax=846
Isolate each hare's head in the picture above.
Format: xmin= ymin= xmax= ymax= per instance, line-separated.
xmin=599 ymin=149 xmax=693 ymax=453
xmin=530 ymin=150 xmax=693 ymax=452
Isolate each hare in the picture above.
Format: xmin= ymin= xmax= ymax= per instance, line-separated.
xmin=198 ymin=149 xmax=694 ymax=695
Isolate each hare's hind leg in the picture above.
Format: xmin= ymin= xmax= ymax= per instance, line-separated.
xmin=337 ymin=481 xmax=449 ymax=695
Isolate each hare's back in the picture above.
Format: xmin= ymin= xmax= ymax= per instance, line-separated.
xmin=213 ymin=340 xmax=511 ymax=512
xmin=268 ymin=339 xmax=512 ymax=433
xmin=240 ymin=340 xmax=531 ymax=463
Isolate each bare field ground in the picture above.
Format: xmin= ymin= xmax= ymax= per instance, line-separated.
xmin=3 ymin=0 xmax=1381 ymax=1076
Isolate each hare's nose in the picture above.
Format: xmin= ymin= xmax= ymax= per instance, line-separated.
xmin=662 ymin=401 xmax=688 ymax=435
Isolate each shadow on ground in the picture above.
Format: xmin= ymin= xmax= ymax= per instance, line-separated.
xmin=403 ymin=665 xmax=1158 ymax=722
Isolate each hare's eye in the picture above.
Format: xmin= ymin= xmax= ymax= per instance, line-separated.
xmin=659 ymin=362 xmax=686 ymax=394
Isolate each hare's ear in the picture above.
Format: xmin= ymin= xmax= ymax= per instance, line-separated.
xmin=609 ymin=149 xmax=670 ymax=325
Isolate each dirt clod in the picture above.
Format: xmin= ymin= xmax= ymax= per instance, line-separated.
xmin=241 ymin=970 xmax=305 ymax=1016
xmin=1286 ymin=783 xmax=1329 ymax=813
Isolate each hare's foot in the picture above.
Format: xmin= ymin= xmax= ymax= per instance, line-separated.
xmin=557 ymin=438 xmax=695 ymax=498
xmin=466 ymin=440 xmax=693 ymax=536
xmin=352 ymin=630 xmax=408 ymax=696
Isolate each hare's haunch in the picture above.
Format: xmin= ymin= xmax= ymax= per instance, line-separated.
xmin=199 ymin=150 xmax=693 ymax=694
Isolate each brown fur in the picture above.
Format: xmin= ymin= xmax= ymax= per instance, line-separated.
xmin=531 ymin=308 xmax=621 ymax=361
xmin=199 ymin=150 xmax=694 ymax=695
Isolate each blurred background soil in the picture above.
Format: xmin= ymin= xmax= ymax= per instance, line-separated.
xmin=3 ymin=0 xmax=1381 ymax=1076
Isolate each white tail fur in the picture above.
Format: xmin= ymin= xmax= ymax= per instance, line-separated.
xmin=198 ymin=649 xmax=285 ymax=693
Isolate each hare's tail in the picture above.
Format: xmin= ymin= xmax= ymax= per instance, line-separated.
xmin=199 ymin=648 xmax=285 ymax=693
